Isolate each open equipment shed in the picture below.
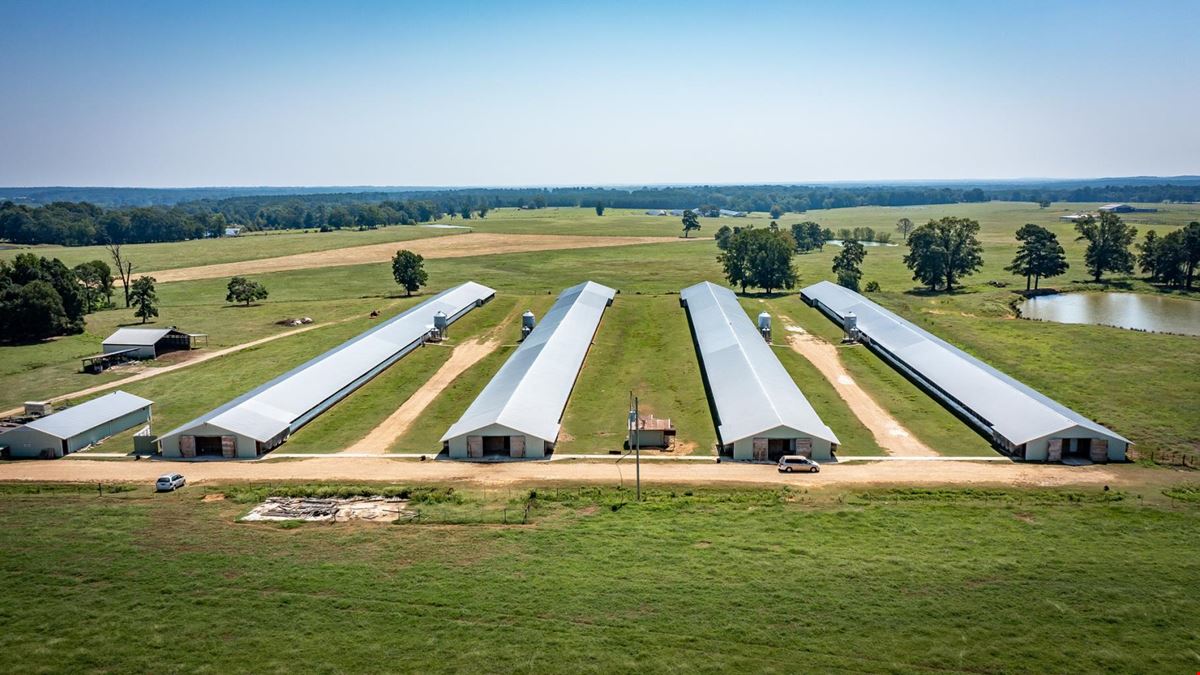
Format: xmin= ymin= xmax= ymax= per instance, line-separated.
xmin=158 ymin=281 xmax=495 ymax=459
xmin=800 ymin=280 xmax=1129 ymax=462
xmin=680 ymin=281 xmax=839 ymax=461
xmin=102 ymin=327 xmax=207 ymax=359
xmin=0 ymin=391 xmax=152 ymax=458
xmin=441 ymin=281 xmax=616 ymax=459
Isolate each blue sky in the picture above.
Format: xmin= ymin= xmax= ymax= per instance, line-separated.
xmin=1 ymin=0 xmax=1196 ymax=186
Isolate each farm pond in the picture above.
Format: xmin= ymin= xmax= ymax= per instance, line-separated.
xmin=1018 ymin=292 xmax=1200 ymax=336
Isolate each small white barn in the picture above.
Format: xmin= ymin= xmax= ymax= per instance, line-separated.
xmin=102 ymin=327 xmax=205 ymax=360
xmin=0 ymin=391 xmax=152 ymax=458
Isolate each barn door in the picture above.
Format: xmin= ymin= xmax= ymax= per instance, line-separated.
xmin=796 ymin=439 xmax=812 ymax=459
xmin=510 ymin=436 xmax=526 ymax=458
xmin=1090 ymin=439 xmax=1108 ymax=463
xmin=752 ymin=437 xmax=768 ymax=462
xmin=467 ymin=436 xmax=483 ymax=458
xmin=180 ymin=435 xmax=196 ymax=458
xmin=1047 ymin=439 xmax=1062 ymax=462
xmin=221 ymin=435 xmax=237 ymax=459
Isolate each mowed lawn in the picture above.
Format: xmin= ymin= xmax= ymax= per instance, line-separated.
xmin=0 ymin=484 xmax=1197 ymax=672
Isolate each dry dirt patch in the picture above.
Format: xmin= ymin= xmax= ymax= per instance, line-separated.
xmin=783 ymin=323 xmax=937 ymax=457
xmin=143 ymin=233 xmax=694 ymax=283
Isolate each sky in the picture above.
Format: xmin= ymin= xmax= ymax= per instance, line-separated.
xmin=1 ymin=0 xmax=1197 ymax=187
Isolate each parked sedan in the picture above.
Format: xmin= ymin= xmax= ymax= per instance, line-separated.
xmin=777 ymin=456 xmax=820 ymax=473
xmin=155 ymin=473 xmax=186 ymax=492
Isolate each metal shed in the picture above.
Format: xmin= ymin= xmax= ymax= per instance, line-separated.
xmin=101 ymin=327 xmax=207 ymax=360
xmin=0 ymin=391 xmax=152 ymax=458
xmin=158 ymin=282 xmax=495 ymax=459
xmin=680 ymin=282 xmax=839 ymax=461
xmin=800 ymin=280 xmax=1129 ymax=462
xmin=441 ymin=281 xmax=616 ymax=459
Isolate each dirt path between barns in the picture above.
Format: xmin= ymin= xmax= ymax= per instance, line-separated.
xmin=0 ymin=454 xmax=1182 ymax=491
xmin=781 ymin=322 xmax=938 ymax=457
xmin=338 ymin=337 xmax=505 ymax=454
xmin=142 ymin=233 xmax=698 ymax=283
xmin=0 ymin=322 xmax=335 ymax=418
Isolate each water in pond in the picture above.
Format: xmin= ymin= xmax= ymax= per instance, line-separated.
xmin=1018 ymin=292 xmax=1200 ymax=336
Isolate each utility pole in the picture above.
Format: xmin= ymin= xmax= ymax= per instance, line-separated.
xmin=628 ymin=391 xmax=641 ymax=502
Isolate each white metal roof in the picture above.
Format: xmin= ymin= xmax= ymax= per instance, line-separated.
xmin=17 ymin=391 xmax=152 ymax=440
xmin=164 ymin=282 xmax=495 ymax=443
xmin=800 ymin=280 xmax=1128 ymax=446
xmin=681 ymin=282 xmax=838 ymax=446
xmin=102 ymin=327 xmax=181 ymax=346
xmin=441 ymin=281 xmax=616 ymax=443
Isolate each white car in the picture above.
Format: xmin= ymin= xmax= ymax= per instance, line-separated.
xmin=155 ymin=473 xmax=186 ymax=492
xmin=777 ymin=456 xmax=820 ymax=473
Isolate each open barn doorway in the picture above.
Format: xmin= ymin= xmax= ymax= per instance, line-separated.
xmin=194 ymin=436 xmax=225 ymax=457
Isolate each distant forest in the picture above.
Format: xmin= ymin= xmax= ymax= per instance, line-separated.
xmin=3 ymin=182 xmax=1200 ymax=247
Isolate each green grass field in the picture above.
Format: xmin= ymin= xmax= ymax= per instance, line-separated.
xmin=2 ymin=202 xmax=1197 ymax=460
xmin=1 ymin=483 xmax=1197 ymax=672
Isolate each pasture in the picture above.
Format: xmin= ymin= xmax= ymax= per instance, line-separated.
xmin=0 ymin=483 xmax=1197 ymax=672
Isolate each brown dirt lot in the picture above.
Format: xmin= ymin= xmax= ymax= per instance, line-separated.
xmin=143 ymin=233 xmax=697 ymax=283
xmin=0 ymin=455 xmax=1189 ymax=491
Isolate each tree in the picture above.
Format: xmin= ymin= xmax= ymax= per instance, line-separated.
xmin=1074 ymin=212 xmax=1137 ymax=282
xmin=714 ymin=225 xmax=733 ymax=250
xmin=769 ymin=204 xmax=784 ymax=219
xmin=717 ymin=227 xmax=797 ymax=294
xmin=832 ymin=239 xmax=866 ymax=291
xmin=8 ymin=280 xmax=70 ymax=341
xmin=74 ymin=260 xmax=114 ymax=312
xmin=681 ymin=210 xmax=701 ymax=238
xmin=477 ymin=205 xmax=489 ymax=219
xmin=459 ymin=205 xmax=473 ymax=220
xmin=1137 ymin=231 xmax=1163 ymax=281
xmin=895 ymin=217 xmax=914 ymax=241
xmin=791 ymin=221 xmax=825 ymax=252
xmin=1038 ymin=199 xmax=1052 ymax=209
xmin=1005 ymin=224 xmax=1068 ymax=290
xmin=902 ymin=217 xmax=984 ymax=292
xmin=225 ymin=276 xmax=269 ymax=306
xmin=391 ymin=249 xmax=428 ymax=297
xmin=1182 ymin=221 xmax=1200 ymax=289
xmin=130 ymin=276 xmax=158 ymax=324
xmin=104 ymin=241 xmax=134 ymax=308
xmin=594 ymin=201 xmax=605 ymax=216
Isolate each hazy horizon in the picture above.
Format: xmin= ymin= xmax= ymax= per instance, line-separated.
xmin=2 ymin=0 xmax=1197 ymax=187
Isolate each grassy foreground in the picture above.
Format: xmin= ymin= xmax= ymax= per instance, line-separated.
xmin=0 ymin=483 xmax=1197 ymax=672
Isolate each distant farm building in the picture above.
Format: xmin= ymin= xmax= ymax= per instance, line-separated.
xmin=1058 ymin=213 xmax=1091 ymax=222
xmin=442 ymin=281 xmax=616 ymax=459
xmin=224 ymin=226 xmax=243 ymax=236
xmin=83 ymin=327 xmax=208 ymax=373
xmin=645 ymin=209 xmax=668 ymax=216
xmin=680 ymin=282 xmax=839 ymax=461
xmin=0 ymin=391 xmax=152 ymax=459
xmin=158 ymin=282 xmax=495 ymax=459
xmin=1098 ymin=203 xmax=1157 ymax=213
xmin=801 ymin=281 xmax=1129 ymax=462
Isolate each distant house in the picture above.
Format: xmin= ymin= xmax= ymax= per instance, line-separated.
xmin=645 ymin=209 xmax=668 ymax=216
xmin=719 ymin=209 xmax=748 ymax=217
xmin=224 ymin=226 xmax=243 ymax=237
xmin=1059 ymin=213 xmax=1091 ymax=222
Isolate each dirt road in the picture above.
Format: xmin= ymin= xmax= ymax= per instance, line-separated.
xmin=339 ymin=336 xmax=503 ymax=454
xmin=0 ymin=455 xmax=1178 ymax=490
xmin=0 ymin=322 xmax=332 ymax=418
xmin=783 ymin=323 xmax=937 ymax=457
xmin=143 ymin=233 xmax=696 ymax=283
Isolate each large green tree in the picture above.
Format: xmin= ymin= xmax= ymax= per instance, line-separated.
xmin=1074 ymin=212 xmax=1137 ymax=282
xmin=130 ymin=276 xmax=158 ymax=324
xmin=832 ymin=239 xmax=866 ymax=291
xmin=790 ymin=221 xmax=825 ymax=252
xmin=717 ymin=227 xmax=797 ymax=294
xmin=391 ymin=249 xmax=429 ymax=297
xmin=902 ymin=217 xmax=984 ymax=291
xmin=7 ymin=281 xmax=70 ymax=341
xmin=1182 ymin=221 xmax=1200 ymax=289
xmin=895 ymin=217 xmax=914 ymax=241
xmin=74 ymin=260 xmax=114 ymax=312
xmin=1005 ymin=224 xmax=1068 ymax=290
xmin=225 ymin=276 xmax=269 ymax=306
